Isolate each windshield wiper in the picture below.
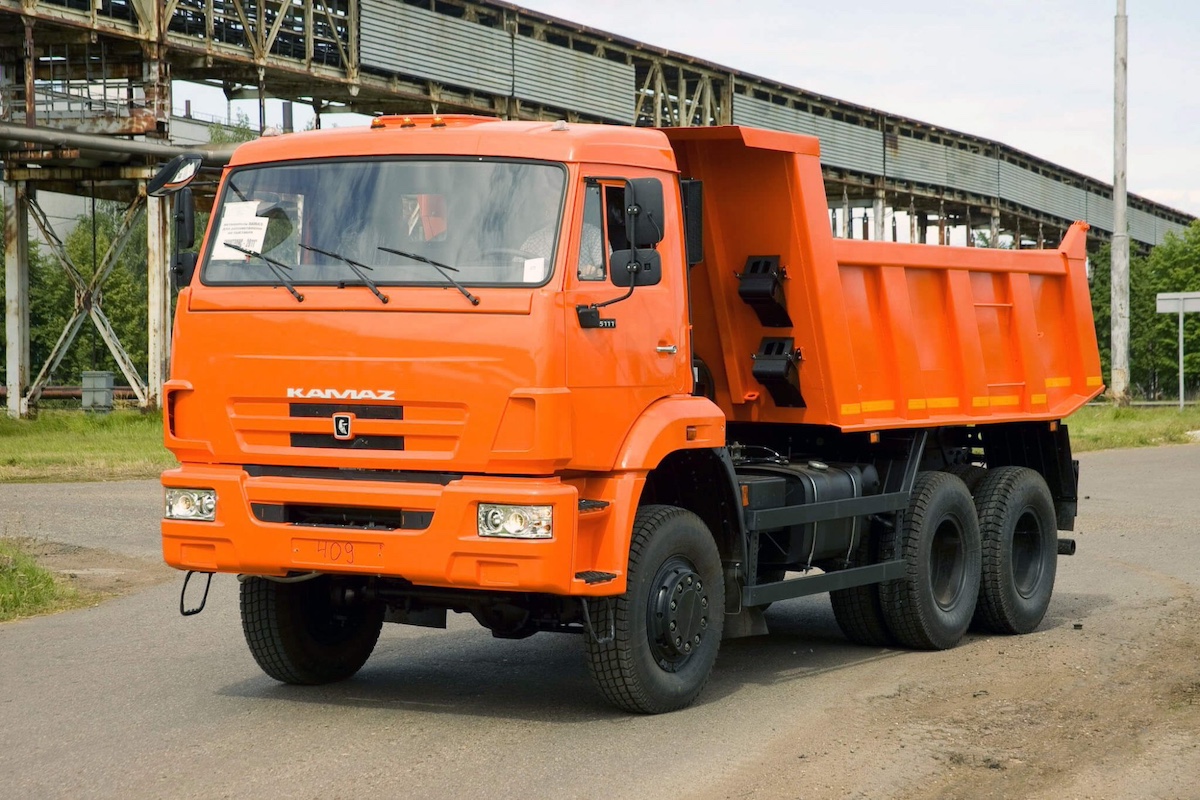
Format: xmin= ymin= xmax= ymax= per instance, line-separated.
xmin=378 ymin=245 xmax=479 ymax=306
xmin=221 ymin=242 xmax=304 ymax=302
xmin=298 ymin=243 xmax=389 ymax=304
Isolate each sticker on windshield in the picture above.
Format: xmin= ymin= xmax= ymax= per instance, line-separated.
xmin=523 ymin=257 xmax=546 ymax=283
xmin=212 ymin=201 xmax=270 ymax=260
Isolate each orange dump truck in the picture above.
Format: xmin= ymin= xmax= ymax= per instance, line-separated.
xmin=153 ymin=117 xmax=1102 ymax=713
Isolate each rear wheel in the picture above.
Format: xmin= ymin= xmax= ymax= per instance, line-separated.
xmin=240 ymin=575 xmax=384 ymax=685
xmin=585 ymin=505 xmax=725 ymax=714
xmin=829 ymin=521 xmax=895 ymax=646
xmin=971 ymin=467 xmax=1058 ymax=634
xmin=879 ymin=472 xmax=981 ymax=650
xmin=943 ymin=463 xmax=988 ymax=495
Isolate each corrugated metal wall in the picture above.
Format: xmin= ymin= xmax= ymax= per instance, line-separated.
xmin=514 ymin=37 xmax=634 ymax=124
xmin=732 ymin=96 xmax=880 ymax=173
xmin=359 ymin=1 xmax=634 ymax=123
xmin=360 ymin=1 xmax=512 ymax=97
xmin=734 ymin=94 xmax=1187 ymax=244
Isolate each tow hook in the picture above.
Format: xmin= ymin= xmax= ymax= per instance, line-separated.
xmin=179 ymin=570 xmax=214 ymax=616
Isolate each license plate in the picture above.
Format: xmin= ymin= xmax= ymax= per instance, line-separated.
xmin=292 ymin=537 xmax=383 ymax=568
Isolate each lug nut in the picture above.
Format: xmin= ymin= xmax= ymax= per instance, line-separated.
xmin=670 ymin=600 xmax=677 ymax=610
xmin=683 ymin=642 xmax=692 ymax=652
xmin=670 ymin=621 xmax=677 ymax=631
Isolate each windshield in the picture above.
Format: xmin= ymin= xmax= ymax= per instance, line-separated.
xmin=202 ymin=159 xmax=566 ymax=287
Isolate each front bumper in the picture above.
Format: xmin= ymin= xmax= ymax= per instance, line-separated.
xmin=161 ymin=464 xmax=621 ymax=596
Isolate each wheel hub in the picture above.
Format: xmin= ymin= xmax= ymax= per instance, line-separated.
xmin=648 ymin=557 xmax=710 ymax=667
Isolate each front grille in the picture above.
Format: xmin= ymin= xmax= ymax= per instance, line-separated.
xmin=243 ymin=465 xmax=461 ymax=485
xmin=289 ymin=403 xmax=403 ymax=420
xmin=252 ymin=502 xmax=432 ymax=531
xmin=290 ymin=433 xmax=405 ymax=450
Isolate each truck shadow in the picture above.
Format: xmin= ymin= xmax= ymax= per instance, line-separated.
xmin=215 ymin=592 xmax=1115 ymax=721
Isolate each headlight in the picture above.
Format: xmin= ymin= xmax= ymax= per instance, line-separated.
xmin=164 ymin=488 xmax=217 ymax=522
xmin=477 ymin=504 xmax=552 ymax=539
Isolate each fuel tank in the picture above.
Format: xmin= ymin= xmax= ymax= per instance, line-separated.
xmin=737 ymin=460 xmax=881 ymax=570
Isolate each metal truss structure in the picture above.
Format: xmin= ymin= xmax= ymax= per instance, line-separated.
xmin=1 ymin=0 xmax=1195 ymax=418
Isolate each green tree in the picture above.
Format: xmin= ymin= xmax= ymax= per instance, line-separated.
xmin=207 ymin=110 xmax=257 ymax=145
xmin=1089 ymin=221 xmax=1200 ymax=400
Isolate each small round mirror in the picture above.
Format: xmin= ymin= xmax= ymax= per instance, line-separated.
xmin=148 ymin=153 xmax=203 ymax=197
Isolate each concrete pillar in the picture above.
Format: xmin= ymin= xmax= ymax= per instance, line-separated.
xmin=937 ymin=203 xmax=947 ymax=246
xmin=990 ymin=208 xmax=1001 ymax=248
xmin=909 ymin=202 xmax=918 ymax=244
xmin=146 ymin=190 xmax=171 ymax=409
xmin=4 ymin=181 xmax=30 ymax=418
xmin=873 ymin=189 xmax=885 ymax=241
xmin=841 ymin=190 xmax=850 ymax=239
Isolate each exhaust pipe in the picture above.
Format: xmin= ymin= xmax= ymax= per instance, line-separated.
xmin=1057 ymin=538 xmax=1077 ymax=556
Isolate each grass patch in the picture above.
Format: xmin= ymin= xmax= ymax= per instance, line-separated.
xmin=0 ymin=409 xmax=175 ymax=483
xmin=1068 ymin=404 xmax=1200 ymax=452
xmin=0 ymin=404 xmax=1195 ymax=483
xmin=0 ymin=539 xmax=92 ymax=622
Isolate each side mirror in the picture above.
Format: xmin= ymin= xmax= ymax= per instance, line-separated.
xmin=175 ymin=187 xmax=195 ymax=250
xmin=172 ymin=252 xmax=198 ymax=288
xmin=148 ymin=153 xmax=203 ymax=197
xmin=626 ymin=178 xmax=664 ymax=248
xmin=609 ymin=248 xmax=662 ymax=288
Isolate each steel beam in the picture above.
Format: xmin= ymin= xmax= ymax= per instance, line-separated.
xmin=23 ymin=191 xmax=149 ymax=408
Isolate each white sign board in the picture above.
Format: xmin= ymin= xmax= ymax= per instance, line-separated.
xmin=1155 ymin=291 xmax=1200 ymax=408
xmin=212 ymin=201 xmax=270 ymax=261
xmin=1155 ymin=292 xmax=1200 ymax=314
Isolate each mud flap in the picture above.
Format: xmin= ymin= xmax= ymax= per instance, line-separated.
xmin=723 ymin=605 xmax=769 ymax=639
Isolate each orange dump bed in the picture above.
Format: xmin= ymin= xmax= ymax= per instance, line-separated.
xmin=664 ymin=126 xmax=1104 ymax=431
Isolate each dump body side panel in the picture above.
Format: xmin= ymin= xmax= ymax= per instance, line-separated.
xmin=663 ymin=126 xmax=1103 ymax=431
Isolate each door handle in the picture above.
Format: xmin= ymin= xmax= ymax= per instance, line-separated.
xmin=656 ymin=345 xmax=678 ymax=354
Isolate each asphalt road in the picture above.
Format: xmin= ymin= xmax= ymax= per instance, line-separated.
xmin=2 ymin=445 xmax=1198 ymax=799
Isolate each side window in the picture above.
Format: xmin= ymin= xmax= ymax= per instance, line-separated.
xmin=578 ymin=184 xmax=606 ymax=281
xmin=577 ymin=182 xmax=629 ymax=282
xmin=604 ymin=185 xmax=629 ymax=251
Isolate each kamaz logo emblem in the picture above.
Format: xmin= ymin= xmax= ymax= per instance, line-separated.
xmin=286 ymin=388 xmax=396 ymax=400
xmin=332 ymin=413 xmax=353 ymax=440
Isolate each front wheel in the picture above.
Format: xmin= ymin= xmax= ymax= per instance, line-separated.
xmin=585 ymin=505 xmax=725 ymax=714
xmin=240 ymin=575 xmax=384 ymax=685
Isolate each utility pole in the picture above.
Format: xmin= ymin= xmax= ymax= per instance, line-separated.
xmin=1111 ymin=0 xmax=1131 ymax=405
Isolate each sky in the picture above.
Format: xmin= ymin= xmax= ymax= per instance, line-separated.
xmin=177 ymin=0 xmax=1200 ymax=215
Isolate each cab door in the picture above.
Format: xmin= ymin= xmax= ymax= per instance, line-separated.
xmin=563 ymin=172 xmax=691 ymax=471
